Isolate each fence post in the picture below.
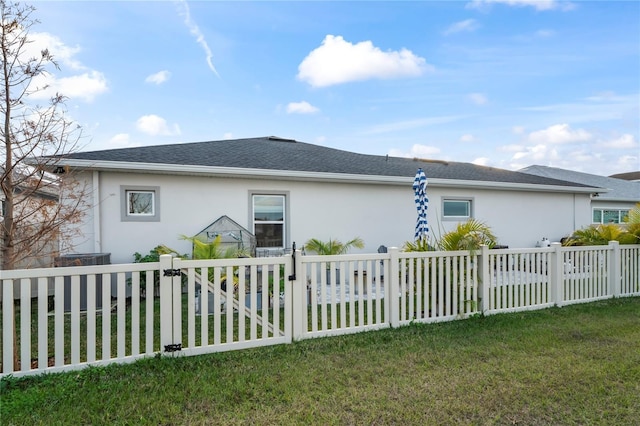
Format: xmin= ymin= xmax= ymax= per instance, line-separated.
xmin=290 ymin=249 xmax=304 ymax=341
xmin=159 ymin=254 xmax=174 ymax=352
xmin=478 ymin=245 xmax=490 ymax=314
xmin=388 ymin=247 xmax=400 ymax=327
xmin=550 ymin=243 xmax=563 ymax=306
xmin=608 ymin=241 xmax=621 ymax=298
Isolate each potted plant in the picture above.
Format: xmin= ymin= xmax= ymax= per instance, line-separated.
xmin=304 ymin=237 xmax=364 ymax=284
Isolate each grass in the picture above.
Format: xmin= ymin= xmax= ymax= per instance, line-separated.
xmin=1 ymin=297 xmax=639 ymax=425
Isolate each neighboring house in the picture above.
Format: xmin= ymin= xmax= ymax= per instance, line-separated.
xmin=609 ymin=171 xmax=640 ymax=182
xmin=0 ymin=169 xmax=60 ymax=270
xmin=520 ymin=165 xmax=640 ymax=225
xmin=1 ymin=169 xmax=60 ymax=301
xmin=51 ymin=137 xmax=602 ymax=264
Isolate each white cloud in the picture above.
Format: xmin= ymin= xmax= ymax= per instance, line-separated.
xmin=176 ymin=0 xmax=219 ymax=76
xmin=511 ymin=143 xmax=559 ymax=162
xmin=30 ymin=71 xmax=108 ymax=103
xmin=509 ymin=124 xmax=592 ymax=168
xmin=603 ymin=134 xmax=638 ymax=149
xmin=109 ymin=133 xmax=129 ymax=145
xmin=472 ymin=157 xmax=491 ymax=166
xmin=520 ymin=94 xmax=638 ymax=124
xmin=527 ymin=123 xmax=591 ymax=145
xmin=223 ymin=132 xmax=233 ymax=139
xmin=443 ymin=19 xmax=480 ymax=36
xmin=20 ymin=32 xmax=108 ymax=103
xmin=388 ymin=144 xmax=441 ymax=159
xmin=145 ymin=70 xmax=171 ymax=85
xmin=500 ymin=143 xmax=524 ymax=152
xmin=613 ymin=155 xmax=640 ymax=173
xmin=108 ymin=133 xmax=140 ymax=148
xmin=512 ymin=126 xmax=525 ymax=135
xmin=27 ymin=32 xmax=84 ymax=70
xmin=136 ymin=114 xmax=181 ymax=136
xmin=468 ymin=93 xmax=488 ymax=105
xmin=365 ymin=115 xmax=464 ymax=135
xmin=508 ymin=123 xmax=639 ymax=175
xmin=460 ymin=134 xmax=475 ymax=142
xmin=297 ymin=35 xmax=431 ymax=88
xmin=286 ymin=101 xmax=319 ymax=114
xmin=467 ymin=0 xmax=575 ymax=11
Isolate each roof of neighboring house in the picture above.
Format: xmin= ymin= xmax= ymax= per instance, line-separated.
xmin=56 ymin=136 xmax=598 ymax=192
xmin=520 ymin=165 xmax=640 ymax=202
xmin=0 ymin=166 xmax=59 ymax=201
xmin=609 ymin=171 xmax=640 ymax=182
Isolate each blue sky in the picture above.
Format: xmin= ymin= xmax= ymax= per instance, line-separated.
xmin=29 ymin=0 xmax=639 ymax=176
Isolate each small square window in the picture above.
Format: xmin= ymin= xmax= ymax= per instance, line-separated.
xmin=127 ymin=191 xmax=154 ymax=216
xmin=121 ymin=186 xmax=160 ymax=222
xmin=443 ymin=199 xmax=471 ymax=219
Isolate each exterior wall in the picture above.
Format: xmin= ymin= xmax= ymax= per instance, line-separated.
xmin=75 ymin=171 xmax=418 ymax=263
xmin=67 ymin=171 xmax=593 ymax=263
xmin=427 ymin=188 xmax=591 ymax=247
xmin=67 ymin=171 xmax=98 ymax=256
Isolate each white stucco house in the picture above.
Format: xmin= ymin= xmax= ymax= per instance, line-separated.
xmin=520 ymin=165 xmax=640 ymax=225
xmin=50 ymin=136 xmax=603 ymax=264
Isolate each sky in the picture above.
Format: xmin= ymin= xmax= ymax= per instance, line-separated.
xmin=24 ymin=0 xmax=640 ymax=176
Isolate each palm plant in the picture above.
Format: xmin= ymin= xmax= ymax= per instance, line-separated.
xmin=180 ymin=234 xmax=250 ymax=259
xmin=179 ymin=234 xmax=252 ymax=290
xmin=304 ymin=237 xmax=365 ymax=255
xmin=402 ymin=238 xmax=436 ymax=252
xmin=563 ymin=224 xmax=621 ymax=246
xmin=304 ymin=237 xmax=364 ymax=284
xmin=622 ymin=202 xmax=640 ymax=244
xmin=438 ymin=219 xmax=497 ymax=252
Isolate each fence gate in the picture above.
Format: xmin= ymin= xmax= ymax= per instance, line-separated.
xmin=160 ymin=255 xmax=293 ymax=358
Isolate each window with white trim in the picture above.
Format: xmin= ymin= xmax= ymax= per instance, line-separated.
xmin=592 ymin=208 xmax=629 ymax=224
xmin=443 ymin=199 xmax=472 ymax=220
xmin=252 ymin=194 xmax=285 ymax=248
xmin=121 ymin=186 xmax=160 ymax=222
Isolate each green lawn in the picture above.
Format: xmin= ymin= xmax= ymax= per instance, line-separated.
xmin=2 ymin=297 xmax=639 ymax=425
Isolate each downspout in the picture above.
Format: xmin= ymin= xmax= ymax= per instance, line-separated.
xmin=573 ymin=193 xmax=576 ymax=231
xmin=93 ymin=171 xmax=101 ymax=253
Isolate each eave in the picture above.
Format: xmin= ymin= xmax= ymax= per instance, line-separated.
xmin=54 ymin=159 xmax=604 ymax=195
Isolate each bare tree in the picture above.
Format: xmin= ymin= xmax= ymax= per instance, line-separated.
xmin=1 ymin=0 xmax=87 ymax=272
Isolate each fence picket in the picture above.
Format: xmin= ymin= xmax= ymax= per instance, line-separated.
xmin=2 ymin=243 xmax=638 ymax=378
xmin=55 ymin=276 xmax=64 ymax=367
xmin=38 ymin=277 xmax=48 ymax=370
xmin=20 ymin=279 xmax=31 ymax=371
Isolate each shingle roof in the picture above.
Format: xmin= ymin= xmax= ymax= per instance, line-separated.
xmin=520 ymin=165 xmax=640 ymax=201
xmin=64 ymin=136 xmax=592 ymax=188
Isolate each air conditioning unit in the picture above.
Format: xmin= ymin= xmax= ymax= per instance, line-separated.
xmin=54 ymin=253 xmax=111 ymax=312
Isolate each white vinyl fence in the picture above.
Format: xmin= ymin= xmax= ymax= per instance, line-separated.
xmin=1 ymin=241 xmax=638 ymax=378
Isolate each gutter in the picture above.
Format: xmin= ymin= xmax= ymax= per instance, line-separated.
xmin=54 ymin=158 xmax=604 ymax=194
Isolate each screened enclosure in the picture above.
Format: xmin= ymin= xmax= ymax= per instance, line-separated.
xmin=194 ymin=215 xmax=257 ymax=257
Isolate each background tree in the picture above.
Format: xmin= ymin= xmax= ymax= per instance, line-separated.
xmin=1 ymin=0 xmax=87 ymax=271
